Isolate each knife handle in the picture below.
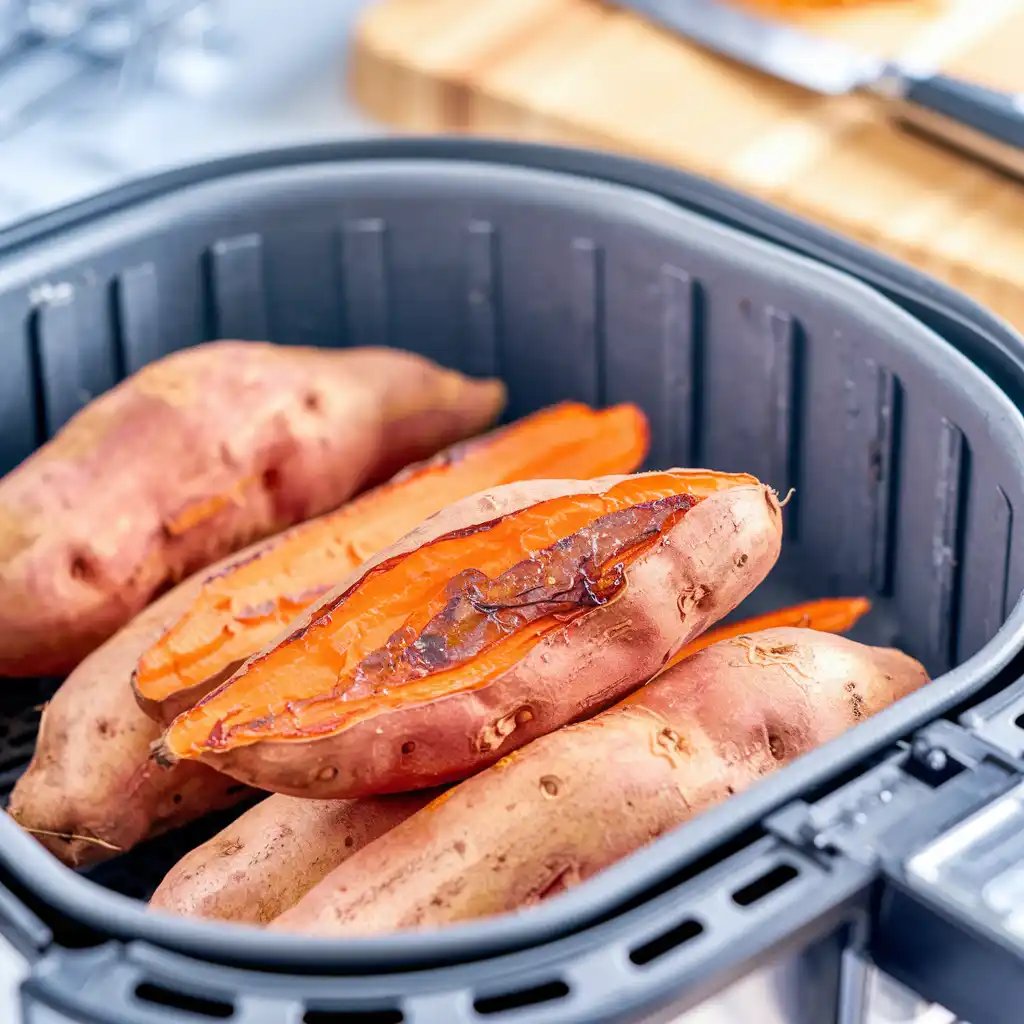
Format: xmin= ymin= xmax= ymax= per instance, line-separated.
xmin=883 ymin=73 xmax=1024 ymax=182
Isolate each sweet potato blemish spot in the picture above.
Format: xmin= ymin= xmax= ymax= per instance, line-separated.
xmin=539 ymin=776 xmax=561 ymax=798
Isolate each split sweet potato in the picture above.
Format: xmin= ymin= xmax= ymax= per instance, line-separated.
xmin=271 ymin=627 xmax=929 ymax=936
xmin=9 ymin=403 xmax=646 ymax=866
xmin=156 ymin=470 xmax=783 ymax=799
xmin=0 ymin=342 xmax=505 ymax=676
xmin=148 ymin=790 xmax=440 ymax=925
xmin=134 ymin=402 xmax=649 ymax=723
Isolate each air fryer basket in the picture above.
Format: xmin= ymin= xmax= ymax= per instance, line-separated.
xmin=2 ymin=140 xmax=1024 ymax=1024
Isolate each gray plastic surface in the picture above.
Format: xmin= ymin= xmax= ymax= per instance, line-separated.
xmin=2 ymin=148 xmax=1024 ymax=1020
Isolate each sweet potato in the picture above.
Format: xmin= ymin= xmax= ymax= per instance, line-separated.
xmin=271 ymin=628 xmax=928 ymax=936
xmin=148 ymin=789 xmax=440 ymax=924
xmin=146 ymin=599 xmax=869 ymax=915
xmin=149 ymin=601 xmax=870 ymax=925
xmin=0 ymin=342 xmax=504 ymax=676
xmin=9 ymin=404 xmax=645 ymax=867
xmin=7 ymin=571 xmax=254 ymax=867
xmin=671 ymin=596 xmax=871 ymax=665
xmin=134 ymin=402 xmax=649 ymax=723
xmin=157 ymin=470 xmax=783 ymax=799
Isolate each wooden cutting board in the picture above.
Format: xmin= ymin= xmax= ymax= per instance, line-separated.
xmin=350 ymin=0 xmax=1024 ymax=334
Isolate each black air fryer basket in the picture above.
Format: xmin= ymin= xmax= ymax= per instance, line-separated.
xmin=3 ymin=140 xmax=1024 ymax=1024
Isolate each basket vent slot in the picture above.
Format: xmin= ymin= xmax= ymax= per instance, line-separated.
xmin=927 ymin=421 xmax=970 ymax=672
xmin=463 ymin=220 xmax=501 ymax=379
xmin=628 ymin=916 xmax=704 ymax=966
xmin=134 ymin=982 xmax=233 ymax=1018
xmin=661 ymin=267 xmax=701 ymax=469
xmin=473 ymin=980 xmax=570 ymax=1016
xmin=115 ymin=263 xmax=162 ymax=374
xmin=731 ymin=862 xmax=799 ymax=907
xmin=567 ymin=237 xmax=604 ymax=407
xmin=304 ymin=1009 xmax=403 ymax=1024
xmin=206 ymin=234 xmax=269 ymax=342
xmin=337 ymin=218 xmax=390 ymax=349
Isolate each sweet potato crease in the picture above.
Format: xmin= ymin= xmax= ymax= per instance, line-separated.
xmin=158 ymin=470 xmax=756 ymax=763
xmin=134 ymin=402 xmax=650 ymax=721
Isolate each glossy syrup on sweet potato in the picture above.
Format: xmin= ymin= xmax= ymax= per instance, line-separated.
xmin=208 ymin=489 xmax=700 ymax=751
xmin=160 ymin=473 xmax=719 ymax=758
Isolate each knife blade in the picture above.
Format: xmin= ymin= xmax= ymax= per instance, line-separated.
xmin=617 ymin=0 xmax=1024 ymax=182
xmin=622 ymin=0 xmax=887 ymax=95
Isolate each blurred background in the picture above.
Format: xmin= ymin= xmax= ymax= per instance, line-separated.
xmin=0 ymin=0 xmax=375 ymax=227
xmin=1 ymin=0 xmax=1020 ymax=334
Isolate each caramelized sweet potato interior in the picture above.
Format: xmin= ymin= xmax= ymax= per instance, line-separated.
xmin=162 ymin=471 xmax=754 ymax=759
xmin=135 ymin=402 xmax=649 ymax=705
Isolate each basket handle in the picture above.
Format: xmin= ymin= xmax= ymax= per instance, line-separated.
xmin=767 ymin=718 xmax=1024 ymax=1024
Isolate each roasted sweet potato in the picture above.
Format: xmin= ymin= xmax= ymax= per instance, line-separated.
xmin=134 ymin=402 xmax=649 ymax=723
xmin=7 ymin=571 xmax=254 ymax=867
xmin=271 ymin=628 xmax=928 ymax=936
xmin=148 ymin=789 xmax=440 ymax=924
xmin=149 ymin=600 xmax=870 ymax=924
xmin=157 ymin=470 xmax=783 ymax=798
xmin=0 ymin=342 xmax=505 ymax=676
xmin=9 ymin=404 xmax=646 ymax=866
xmin=671 ymin=596 xmax=871 ymax=665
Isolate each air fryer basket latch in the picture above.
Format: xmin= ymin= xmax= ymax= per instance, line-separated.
xmin=770 ymin=718 xmax=1024 ymax=1024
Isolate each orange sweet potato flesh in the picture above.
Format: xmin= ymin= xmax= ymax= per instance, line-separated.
xmin=671 ymin=596 xmax=871 ymax=665
xmin=270 ymin=628 xmax=929 ymax=936
xmin=134 ymin=402 xmax=650 ymax=722
xmin=0 ymin=342 xmax=505 ymax=677
xmin=157 ymin=469 xmax=781 ymax=798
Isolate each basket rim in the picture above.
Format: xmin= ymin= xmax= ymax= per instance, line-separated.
xmin=2 ymin=136 xmax=1024 ymax=973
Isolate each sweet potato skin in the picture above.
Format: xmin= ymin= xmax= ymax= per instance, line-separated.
xmin=168 ymin=473 xmax=783 ymax=799
xmin=271 ymin=628 xmax=929 ymax=936
xmin=149 ymin=790 xmax=438 ymax=924
xmin=0 ymin=342 xmax=504 ymax=676
xmin=7 ymin=478 xmax=571 ymax=867
xmin=6 ymin=561 xmax=258 ymax=867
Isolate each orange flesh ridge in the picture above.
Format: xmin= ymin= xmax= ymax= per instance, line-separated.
xmin=164 ymin=471 xmax=756 ymax=757
xmin=669 ymin=597 xmax=872 ymax=666
xmin=136 ymin=402 xmax=651 ymax=703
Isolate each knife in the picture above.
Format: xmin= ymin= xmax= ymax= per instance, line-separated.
xmin=617 ymin=0 xmax=1024 ymax=182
